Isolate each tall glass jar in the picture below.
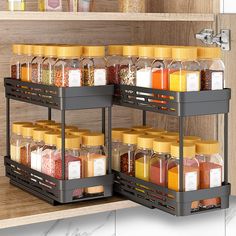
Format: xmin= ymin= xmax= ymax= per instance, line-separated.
xmin=169 ymin=47 xmax=201 ymax=92
xmin=39 ymin=0 xmax=62 ymax=11
xmin=81 ymin=133 xmax=107 ymax=195
xmin=21 ymin=45 xmax=34 ymax=82
xmin=168 ymin=143 xmax=200 ymax=211
xmin=8 ymin=0 xmax=25 ymax=11
xmin=135 ymin=135 xmax=155 ymax=181
xmin=119 ymin=46 xmax=138 ymax=86
xmin=198 ymin=47 xmax=225 ymax=90
xmin=54 ymin=46 xmax=82 ymax=87
xmin=11 ymin=44 xmax=23 ymax=80
xmin=196 ymin=140 xmax=223 ymax=209
xmin=42 ymin=46 xmax=58 ymax=85
xmin=81 ymin=46 xmax=107 ymax=86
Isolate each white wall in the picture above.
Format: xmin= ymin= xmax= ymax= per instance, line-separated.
xmin=221 ymin=0 xmax=236 ymax=13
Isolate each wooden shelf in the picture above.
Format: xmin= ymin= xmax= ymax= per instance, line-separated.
xmin=0 ymin=177 xmax=138 ymax=229
xmin=0 ymin=11 xmax=215 ymax=22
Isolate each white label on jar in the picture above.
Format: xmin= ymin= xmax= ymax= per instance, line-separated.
xmin=185 ymin=171 xmax=198 ymax=191
xmin=68 ymin=69 xmax=81 ymax=87
xmin=31 ymin=148 xmax=43 ymax=172
xmin=186 ymin=72 xmax=200 ymax=91
xmin=210 ymin=168 xmax=221 ymax=188
xmin=94 ymin=69 xmax=106 ymax=86
xmin=212 ymin=72 xmax=223 ymax=90
xmin=136 ymin=68 xmax=152 ymax=88
xmin=94 ymin=158 xmax=106 ymax=176
xmin=68 ymin=161 xmax=81 ymax=180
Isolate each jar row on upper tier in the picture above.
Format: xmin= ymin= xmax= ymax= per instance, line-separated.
xmin=10 ymin=44 xmax=224 ymax=91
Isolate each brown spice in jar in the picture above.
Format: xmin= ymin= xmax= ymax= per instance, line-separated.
xmin=201 ymin=69 xmax=224 ymax=90
xmin=82 ymin=65 xmax=94 ymax=86
xmin=120 ymin=151 xmax=135 ymax=176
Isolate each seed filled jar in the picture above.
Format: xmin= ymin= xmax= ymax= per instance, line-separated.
xmin=135 ymin=135 xmax=155 ymax=181
xmin=198 ymin=47 xmax=225 ymax=90
xmin=169 ymin=47 xmax=201 ymax=92
xmin=81 ymin=133 xmax=107 ymax=195
xmin=168 ymin=143 xmax=200 ymax=211
xmin=54 ymin=46 xmax=82 ymax=87
xmin=31 ymin=45 xmax=45 ymax=84
xmin=119 ymin=46 xmax=138 ymax=86
xmin=196 ymin=140 xmax=223 ymax=209
xmin=21 ymin=45 xmax=34 ymax=82
xmin=81 ymin=46 xmax=107 ymax=86
xmin=11 ymin=44 xmax=23 ymax=80
xmin=42 ymin=46 xmax=58 ymax=85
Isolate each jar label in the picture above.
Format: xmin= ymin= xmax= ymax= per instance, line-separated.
xmin=46 ymin=0 xmax=61 ymax=10
xmin=186 ymin=72 xmax=200 ymax=91
xmin=136 ymin=68 xmax=152 ymax=88
xmin=68 ymin=69 xmax=81 ymax=87
xmin=94 ymin=158 xmax=106 ymax=176
xmin=210 ymin=168 xmax=221 ymax=188
xmin=94 ymin=69 xmax=106 ymax=86
xmin=212 ymin=72 xmax=224 ymax=90
xmin=68 ymin=161 xmax=81 ymax=179
xmin=185 ymin=171 xmax=198 ymax=191
xmin=31 ymin=149 xmax=43 ymax=172
xmin=11 ymin=144 xmax=22 ymax=163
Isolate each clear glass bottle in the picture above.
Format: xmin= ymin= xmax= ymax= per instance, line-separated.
xmin=81 ymin=46 xmax=107 ymax=86
xmin=10 ymin=44 xmax=23 ymax=80
xmin=196 ymin=140 xmax=223 ymax=209
xmin=39 ymin=0 xmax=62 ymax=11
xmin=135 ymin=135 xmax=155 ymax=181
xmin=31 ymin=128 xmax=46 ymax=172
xmin=81 ymin=133 xmax=107 ymax=195
xmin=168 ymin=143 xmax=200 ymax=211
xmin=198 ymin=47 xmax=225 ymax=90
xmin=10 ymin=122 xmax=33 ymax=163
xmin=31 ymin=45 xmax=45 ymax=84
xmin=169 ymin=47 xmax=201 ymax=92
xmin=54 ymin=46 xmax=82 ymax=87
xmin=8 ymin=0 xmax=25 ymax=11
xmin=111 ymin=128 xmax=130 ymax=172
xmin=42 ymin=46 xmax=58 ymax=85
xmin=119 ymin=46 xmax=138 ymax=85
xmin=150 ymin=138 xmax=173 ymax=186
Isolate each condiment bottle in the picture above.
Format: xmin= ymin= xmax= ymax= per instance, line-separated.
xmin=81 ymin=133 xmax=107 ymax=195
xmin=10 ymin=122 xmax=33 ymax=163
xmin=81 ymin=46 xmax=107 ymax=86
xmin=11 ymin=44 xmax=23 ymax=80
xmin=135 ymin=135 xmax=155 ymax=181
xmin=42 ymin=46 xmax=58 ymax=85
xmin=198 ymin=47 xmax=225 ymax=90
xmin=146 ymin=128 xmax=166 ymax=137
xmin=107 ymin=45 xmax=123 ymax=85
xmin=112 ymin=128 xmax=130 ymax=172
xmin=168 ymin=143 xmax=200 ymax=211
xmin=183 ymin=136 xmax=201 ymax=144
xmin=21 ymin=45 xmax=34 ymax=82
xmin=132 ymin=125 xmax=152 ymax=132
xmin=35 ymin=120 xmax=56 ymax=127
xmin=39 ymin=0 xmax=62 ymax=11
xmin=196 ymin=140 xmax=223 ymax=209
xmin=169 ymin=47 xmax=201 ymax=92
xmin=20 ymin=125 xmax=35 ymax=166
xmin=54 ymin=46 xmax=82 ymax=87
xmin=161 ymin=132 xmax=179 ymax=141
xmin=8 ymin=0 xmax=25 ymax=11
xmin=31 ymin=128 xmax=47 ymax=172
xmin=150 ymin=138 xmax=173 ymax=186
xmin=121 ymin=131 xmax=142 ymax=176
xmin=119 ymin=46 xmax=138 ymax=86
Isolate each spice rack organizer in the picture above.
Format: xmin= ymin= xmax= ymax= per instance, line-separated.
xmin=4 ymin=78 xmax=114 ymax=205
xmin=113 ymin=85 xmax=231 ymax=216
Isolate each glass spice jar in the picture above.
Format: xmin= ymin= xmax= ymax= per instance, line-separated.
xmin=54 ymin=46 xmax=82 ymax=87
xmin=39 ymin=0 xmax=62 ymax=11
xmin=198 ymin=47 xmax=225 ymax=91
xmin=119 ymin=46 xmax=138 ymax=86
xmin=81 ymin=46 xmax=107 ymax=86
xmin=119 ymin=0 xmax=146 ymax=13
xmin=8 ymin=0 xmax=25 ymax=11
xmin=11 ymin=44 xmax=23 ymax=80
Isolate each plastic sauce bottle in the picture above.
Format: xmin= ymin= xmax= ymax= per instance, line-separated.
xmin=11 ymin=44 xmax=23 ymax=80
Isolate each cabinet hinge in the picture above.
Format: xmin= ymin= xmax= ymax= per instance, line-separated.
xmin=195 ymin=29 xmax=231 ymax=51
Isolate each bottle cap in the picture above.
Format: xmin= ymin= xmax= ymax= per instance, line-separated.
xmin=108 ymin=45 xmax=123 ymax=56
xmin=122 ymin=131 xmax=143 ymax=145
xmin=33 ymin=45 xmax=45 ymax=56
xmin=35 ymin=120 xmax=56 ymax=127
xmin=154 ymin=46 xmax=172 ymax=59
xmin=44 ymin=132 xmax=60 ymax=146
xmin=21 ymin=125 xmax=35 ymax=138
xmin=12 ymin=122 xmax=33 ymax=135
xmin=146 ymin=128 xmax=166 ymax=136
xmin=83 ymin=46 xmax=105 ymax=57
xmin=22 ymin=45 xmax=33 ymax=56
xmin=82 ymin=132 xmax=104 ymax=146
xmin=183 ymin=136 xmax=201 ymax=144
xmin=44 ymin=46 xmax=57 ymax=57
xmin=172 ymin=47 xmax=197 ymax=60
xmin=132 ymin=126 xmax=152 ymax=132
xmin=56 ymin=135 xmax=81 ymax=149
xmin=137 ymin=135 xmax=155 ymax=149
xmin=12 ymin=44 xmax=23 ymax=55
xmin=161 ymin=132 xmax=179 ymax=141
xmin=171 ymin=142 xmax=196 ymax=158
xmin=197 ymin=47 xmax=221 ymax=59
xmin=33 ymin=128 xmax=47 ymax=141
xmin=138 ymin=46 xmax=154 ymax=58
xmin=46 ymin=123 xmax=61 ymax=130
xmin=57 ymin=126 xmax=79 ymax=133
xmin=57 ymin=46 xmax=82 ymax=58
xmin=196 ymin=140 xmax=220 ymax=155
xmin=123 ymin=46 xmax=138 ymax=57
xmin=153 ymin=138 xmax=173 ymax=153
xmin=70 ymin=129 xmax=90 ymax=136
xmin=112 ymin=128 xmax=131 ymax=142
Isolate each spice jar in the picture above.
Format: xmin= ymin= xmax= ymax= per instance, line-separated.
xmin=31 ymin=45 xmax=45 ymax=84
xmin=10 ymin=122 xmax=33 ymax=163
xmin=119 ymin=46 xmax=138 ymax=86
xmin=112 ymin=128 xmax=130 ymax=172
xmin=196 ymin=140 xmax=223 ymax=209
xmin=119 ymin=0 xmax=146 ymax=13
xmin=183 ymin=136 xmax=201 ymax=144
xmin=21 ymin=45 xmax=34 ymax=82
xmin=161 ymin=132 xmax=179 ymax=141
xmin=169 ymin=47 xmax=201 ymax=92
xmin=8 ymin=0 xmax=25 ymax=11
xmin=11 ymin=44 xmax=23 ymax=80
xmin=168 ymin=143 xmax=200 ymax=211
xmin=135 ymin=135 xmax=155 ymax=181
xmin=42 ymin=46 xmax=58 ymax=85
xmin=81 ymin=46 xmax=107 ymax=86
xmin=39 ymin=0 xmax=62 ymax=11
xmin=31 ymin=128 xmax=47 ymax=171
xmin=198 ymin=47 xmax=225 ymax=90
xmin=54 ymin=46 xmax=82 ymax=87
xmin=132 ymin=126 xmax=152 ymax=132
xmin=81 ymin=133 xmax=107 ymax=195
xmin=20 ymin=125 xmax=35 ymax=166
xmin=150 ymin=138 xmax=173 ymax=186
xmin=121 ymin=131 xmax=142 ymax=176
xmin=35 ymin=120 xmax=56 ymax=127
xmin=146 ymin=128 xmax=166 ymax=137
